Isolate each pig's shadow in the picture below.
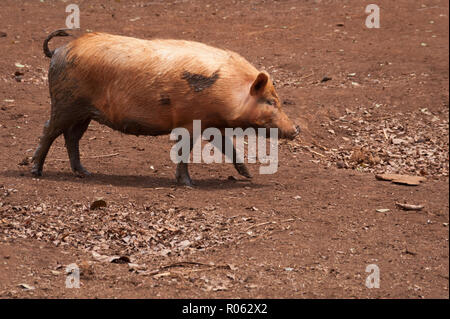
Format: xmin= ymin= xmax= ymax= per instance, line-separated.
xmin=3 ymin=170 xmax=266 ymax=190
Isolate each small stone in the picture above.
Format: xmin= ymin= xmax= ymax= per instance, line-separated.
xmin=178 ymin=240 xmax=191 ymax=249
xmin=392 ymin=138 xmax=407 ymax=145
xmin=336 ymin=161 xmax=347 ymax=169
xmin=128 ymin=263 xmax=147 ymax=271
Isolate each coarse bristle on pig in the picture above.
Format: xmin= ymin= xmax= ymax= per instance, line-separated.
xmin=32 ymin=30 xmax=300 ymax=186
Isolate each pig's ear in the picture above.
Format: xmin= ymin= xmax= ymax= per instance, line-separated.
xmin=250 ymin=72 xmax=269 ymax=96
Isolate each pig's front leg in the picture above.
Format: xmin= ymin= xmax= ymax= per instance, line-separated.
xmin=219 ymin=136 xmax=252 ymax=179
xmin=176 ymin=162 xmax=194 ymax=186
xmin=234 ymin=162 xmax=252 ymax=179
xmin=175 ymin=137 xmax=195 ymax=186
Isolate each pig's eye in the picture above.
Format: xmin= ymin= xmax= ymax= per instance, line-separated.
xmin=258 ymin=98 xmax=275 ymax=106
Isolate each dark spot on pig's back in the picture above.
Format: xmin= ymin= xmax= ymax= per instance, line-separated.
xmin=182 ymin=70 xmax=219 ymax=92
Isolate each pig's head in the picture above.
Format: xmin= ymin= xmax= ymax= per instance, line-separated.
xmin=238 ymin=71 xmax=300 ymax=139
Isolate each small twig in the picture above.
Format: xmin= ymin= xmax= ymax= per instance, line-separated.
xmin=49 ymin=153 xmax=120 ymax=162
xmin=300 ymin=70 xmax=314 ymax=80
xmin=181 ymin=267 xmax=218 ymax=274
xmin=383 ymin=128 xmax=389 ymax=140
xmin=246 ymin=221 xmax=274 ymax=231
xmin=88 ymin=153 xmax=120 ymax=159
xmin=311 ymin=141 xmax=328 ymax=151
xmin=309 ymin=149 xmax=325 ymax=157
xmin=246 ymin=218 xmax=296 ymax=231
xmin=417 ymin=5 xmax=439 ymax=10
xmin=159 ymin=261 xmax=213 ymax=270
xmin=146 ymin=261 xmax=231 ymax=276
xmin=300 ymin=146 xmax=325 ymax=157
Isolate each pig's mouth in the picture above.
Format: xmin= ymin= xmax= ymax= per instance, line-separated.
xmin=280 ymin=125 xmax=301 ymax=140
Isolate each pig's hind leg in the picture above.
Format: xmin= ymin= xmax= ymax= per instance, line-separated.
xmin=32 ymin=101 xmax=91 ymax=177
xmin=63 ymin=119 xmax=91 ymax=177
xmin=31 ymin=119 xmax=63 ymax=176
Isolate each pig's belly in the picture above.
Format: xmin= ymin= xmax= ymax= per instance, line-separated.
xmin=89 ymin=105 xmax=172 ymax=137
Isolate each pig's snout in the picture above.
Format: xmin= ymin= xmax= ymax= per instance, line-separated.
xmin=283 ymin=124 xmax=300 ymax=140
xmin=292 ymin=125 xmax=301 ymax=138
xmin=271 ymin=110 xmax=300 ymax=140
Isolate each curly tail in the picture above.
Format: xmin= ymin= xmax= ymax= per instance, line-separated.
xmin=43 ymin=29 xmax=72 ymax=58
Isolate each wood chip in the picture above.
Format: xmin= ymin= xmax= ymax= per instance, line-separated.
xmin=19 ymin=283 xmax=35 ymax=290
xmin=153 ymin=271 xmax=171 ymax=279
xmin=375 ymin=174 xmax=426 ymax=186
xmin=395 ymin=203 xmax=424 ymax=211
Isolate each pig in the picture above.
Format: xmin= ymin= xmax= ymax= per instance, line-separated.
xmin=32 ymin=30 xmax=300 ymax=186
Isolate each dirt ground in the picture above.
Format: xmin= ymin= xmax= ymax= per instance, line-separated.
xmin=0 ymin=0 xmax=448 ymax=299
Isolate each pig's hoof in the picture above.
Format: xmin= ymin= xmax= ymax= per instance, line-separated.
xmin=31 ymin=167 xmax=42 ymax=177
xmin=176 ymin=176 xmax=195 ymax=187
xmin=235 ymin=163 xmax=252 ymax=179
xmin=184 ymin=181 xmax=195 ymax=187
xmin=74 ymin=168 xmax=91 ymax=178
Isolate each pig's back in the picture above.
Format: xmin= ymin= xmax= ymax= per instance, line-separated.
xmin=66 ymin=33 xmax=256 ymax=80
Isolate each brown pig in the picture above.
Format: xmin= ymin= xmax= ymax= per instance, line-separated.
xmin=32 ymin=30 xmax=300 ymax=186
